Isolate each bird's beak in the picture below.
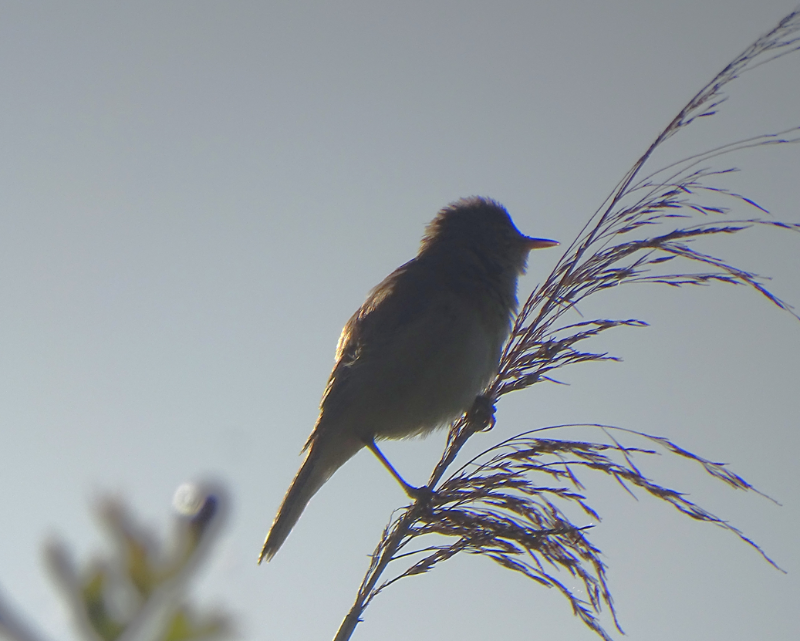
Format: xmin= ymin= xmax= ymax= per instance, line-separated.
xmin=524 ymin=236 xmax=559 ymax=250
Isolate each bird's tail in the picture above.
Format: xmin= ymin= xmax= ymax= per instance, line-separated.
xmin=259 ymin=431 xmax=363 ymax=563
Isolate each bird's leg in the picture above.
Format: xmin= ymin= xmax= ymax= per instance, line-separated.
xmin=363 ymin=438 xmax=431 ymax=500
xmin=467 ymin=394 xmax=496 ymax=431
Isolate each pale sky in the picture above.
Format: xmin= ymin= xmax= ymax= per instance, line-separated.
xmin=1 ymin=2 xmax=799 ymax=640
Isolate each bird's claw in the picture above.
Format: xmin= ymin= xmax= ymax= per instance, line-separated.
xmin=467 ymin=394 xmax=497 ymax=431
xmin=406 ymin=484 xmax=434 ymax=506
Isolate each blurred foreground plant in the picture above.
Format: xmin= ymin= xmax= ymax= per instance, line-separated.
xmin=0 ymin=483 xmax=233 ymax=641
xmin=334 ymin=10 xmax=800 ymax=641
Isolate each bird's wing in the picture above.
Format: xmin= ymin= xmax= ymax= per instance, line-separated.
xmin=334 ymin=260 xmax=430 ymax=362
xmin=304 ymin=259 xmax=439 ymax=447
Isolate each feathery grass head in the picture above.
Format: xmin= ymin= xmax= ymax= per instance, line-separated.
xmin=335 ymin=10 xmax=800 ymax=641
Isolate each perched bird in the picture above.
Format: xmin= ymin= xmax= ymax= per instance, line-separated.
xmin=259 ymin=197 xmax=557 ymax=562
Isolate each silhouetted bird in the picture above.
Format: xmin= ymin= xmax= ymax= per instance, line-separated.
xmin=260 ymin=197 xmax=557 ymax=562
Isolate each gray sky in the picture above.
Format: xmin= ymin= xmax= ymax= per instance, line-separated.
xmin=1 ymin=2 xmax=799 ymax=640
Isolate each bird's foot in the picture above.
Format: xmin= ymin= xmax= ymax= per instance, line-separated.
xmin=405 ymin=483 xmax=434 ymax=504
xmin=467 ymin=394 xmax=496 ymax=431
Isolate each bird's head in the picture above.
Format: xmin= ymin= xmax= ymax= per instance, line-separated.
xmin=420 ymin=197 xmax=558 ymax=276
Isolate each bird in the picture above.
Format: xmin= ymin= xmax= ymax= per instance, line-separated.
xmin=259 ymin=196 xmax=558 ymax=563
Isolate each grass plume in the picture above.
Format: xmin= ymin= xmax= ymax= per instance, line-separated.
xmin=334 ymin=10 xmax=800 ymax=641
